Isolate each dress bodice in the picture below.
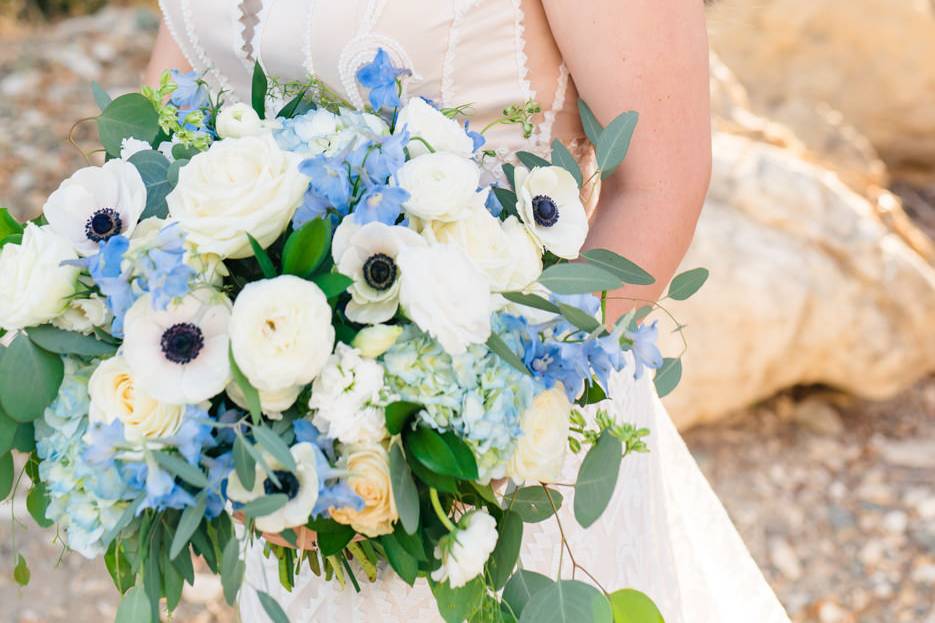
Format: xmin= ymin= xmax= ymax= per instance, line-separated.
xmin=158 ymin=0 xmax=583 ymax=160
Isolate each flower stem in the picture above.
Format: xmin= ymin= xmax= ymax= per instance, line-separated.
xmin=429 ymin=488 xmax=458 ymax=533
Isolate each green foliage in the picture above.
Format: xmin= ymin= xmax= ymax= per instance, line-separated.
xmin=26 ymin=482 xmax=53 ymax=527
xmin=609 ymin=589 xmax=665 ymax=623
xmin=233 ymin=433 xmax=257 ymax=490
xmin=666 ymin=268 xmax=709 ymax=300
xmin=105 ymin=540 xmax=134 ymax=594
xmin=405 ymin=426 xmax=478 ymax=480
xmin=389 ymin=443 xmax=420 ymax=534
xmin=115 ymin=586 xmax=152 ymax=623
xmin=501 ymin=291 xmax=560 ymax=315
xmin=247 ymin=234 xmax=278 ymax=278
xmin=253 ymin=425 xmax=297 ymax=472
xmin=581 ymin=249 xmax=655 ymax=286
xmin=430 ymin=577 xmax=486 ymax=623
xmin=229 ymin=347 xmax=261 ymax=422
xmin=307 ymin=517 xmax=356 ymax=557
xmin=0 ymin=208 xmax=24 ymax=240
xmin=0 ymin=333 xmax=64 ymax=423
xmin=277 ymin=88 xmax=309 ymax=119
xmin=252 ymin=62 xmax=269 ymax=120
xmin=0 ymin=412 xmax=16 ymax=456
xmin=488 ymin=510 xmax=523 ymax=590
xmin=128 ymin=150 xmax=173 ymax=220
xmin=503 ymin=570 xmax=554 ymax=619
xmin=596 ymin=112 xmax=639 ymax=180
xmin=653 ymin=358 xmax=682 ymax=398
xmin=486 ymin=333 xmax=530 ymax=376
xmin=577 ymin=100 xmax=604 ymax=147
xmin=385 ymin=401 xmax=421 ymax=435
xmin=574 ymin=431 xmax=622 ymax=528
xmin=311 ymin=272 xmax=354 ymax=300
xmin=97 ymin=93 xmax=160 ymax=157
xmin=12 ymin=554 xmax=30 ymax=586
xmin=152 ymin=450 xmax=209 ymax=488
xmin=170 ymin=496 xmax=206 ymax=559
xmin=241 ymin=494 xmax=288 ymax=518
xmin=221 ymin=537 xmax=245 ymax=606
xmin=539 ymin=262 xmax=622 ymax=295
xmin=282 ymin=217 xmax=331 ymax=278
xmin=551 ymin=139 xmax=583 ymax=186
xmin=493 ymin=186 xmax=519 ymax=218
xmin=379 ymin=531 xmax=419 ymax=585
xmin=516 ymin=151 xmax=551 ymax=170
xmin=503 ymin=486 xmax=563 ymax=523
xmin=0 ymin=452 xmax=12 ymax=500
xmin=520 ymin=580 xmax=613 ymax=623
xmin=557 ymin=303 xmax=601 ymax=333
xmin=26 ymin=325 xmax=117 ymax=358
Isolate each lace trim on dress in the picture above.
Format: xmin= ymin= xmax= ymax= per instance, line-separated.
xmin=158 ymin=0 xmax=200 ymax=76
xmin=511 ymin=0 xmax=536 ymax=108
xmin=234 ymin=0 xmax=260 ymax=72
xmin=301 ymin=0 xmax=318 ymax=78
xmin=180 ymin=0 xmax=235 ymax=99
xmin=442 ymin=0 xmax=482 ymax=108
xmin=538 ymin=61 xmax=569 ymax=148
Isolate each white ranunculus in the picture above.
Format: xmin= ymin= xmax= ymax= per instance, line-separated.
xmin=225 ymin=381 xmax=303 ymax=420
xmin=215 ymin=102 xmax=279 ymax=139
xmin=331 ymin=220 xmax=426 ymax=324
xmin=396 ymin=244 xmax=492 ymax=355
xmin=230 ymin=275 xmax=334 ymax=392
xmin=329 ymin=442 xmax=398 ymax=537
xmin=88 ymin=355 xmax=187 ymax=443
xmin=119 ymin=137 xmax=152 ymax=160
xmin=167 ymin=134 xmax=308 ymax=259
xmin=122 ymin=290 xmax=232 ymax=405
xmin=514 ymin=165 xmax=589 ymax=259
xmin=431 ymin=510 xmax=498 ymax=588
xmin=396 ymin=153 xmax=488 ymax=223
xmin=43 ymin=159 xmax=146 ymax=256
xmin=352 ymin=324 xmax=403 ymax=359
xmin=310 ymin=343 xmax=387 ymax=445
xmin=226 ymin=442 xmax=319 ymax=533
xmin=421 ymin=206 xmax=542 ymax=293
xmin=395 ymin=97 xmax=474 ymax=157
xmin=0 ymin=224 xmax=79 ymax=332
xmin=508 ymin=386 xmax=571 ymax=484
xmin=52 ymin=294 xmax=110 ymax=335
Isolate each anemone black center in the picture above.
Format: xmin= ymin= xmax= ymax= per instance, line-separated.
xmin=160 ymin=323 xmax=205 ymax=365
xmin=531 ymin=195 xmax=560 ymax=227
xmin=363 ymin=253 xmax=397 ymax=290
xmin=84 ymin=208 xmax=123 ymax=243
xmin=264 ymin=471 xmax=301 ymax=500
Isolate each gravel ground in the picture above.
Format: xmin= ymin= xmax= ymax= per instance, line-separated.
xmin=1 ymin=9 xmax=933 ymax=623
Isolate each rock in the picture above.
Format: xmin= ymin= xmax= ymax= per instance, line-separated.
xmin=793 ymin=399 xmax=845 ymax=437
xmin=661 ymin=133 xmax=935 ymax=427
xmin=872 ymin=437 xmax=935 ymax=470
xmin=769 ymin=536 xmax=803 ymax=580
xmin=708 ymin=0 xmax=935 ymax=183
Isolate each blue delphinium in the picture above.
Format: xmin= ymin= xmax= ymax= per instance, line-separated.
xmin=356 ymin=48 xmax=410 ymax=111
xmin=624 ymin=320 xmax=664 ymax=379
xmin=299 ymin=155 xmax=352 ymax=215
xmin=464 ymin=121 xmax=486 ymax=152
xmin=354 ymin=185 xmax=409 ymax=225
xmin=169 ymin=69 xmax=212 ymax=132
xmin=78 ymin=235 xmax=134 ymax=337
xmin=132 ymin=223 xmax=195 ymax=310
xmin=363 ymin=130 xmax=409 ymax=183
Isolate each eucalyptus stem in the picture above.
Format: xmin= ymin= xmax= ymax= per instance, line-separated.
xmin=429 ymin=488 xmax=458 ymax=533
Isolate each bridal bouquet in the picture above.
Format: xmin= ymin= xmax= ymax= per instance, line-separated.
xmin=0 ymin=50 xmax=706 ymax=623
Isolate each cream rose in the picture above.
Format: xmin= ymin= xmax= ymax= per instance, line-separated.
xmin=215 ymin=102 xmax=278 ymax=139
xmin=396 ymin=243 xmax=492 ymax=355
xmin=167 ymin=134 xmax=308 ymax=259
xmin=352 ymin=324 xmax=403 ymax=358
xmin=394 ymin=97 xmax=474 ymax=157
xmin=396 ymin=152 xmax=488 ymax=223
xmin=508 ymin=386 xmax=571 ymax=484
xmin=0 ymin=224 xmax=79 ymax=332
xmin=514 ymin=165 xmax=589 ymax=259
xmin=421 ymin=206 xmax=542 ymax=293
xmin=329 ymin=443 xmax=398 ymax=538
xmin=229 ymin=275 xmax=335 ymax=392
xmin=88 ymin=356 xmax=186 ymax=443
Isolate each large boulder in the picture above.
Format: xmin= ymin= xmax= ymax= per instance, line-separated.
xmin=708 ymin=0 xmax=935 ymax=183
xmin=662 ymin=132 xmax=935 ymax=427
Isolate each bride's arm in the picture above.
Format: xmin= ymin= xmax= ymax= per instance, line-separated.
xmin=543 ymin=0 xmax=712 ymax=314
xmin=143 ymin=19 xmax=193 ymax=88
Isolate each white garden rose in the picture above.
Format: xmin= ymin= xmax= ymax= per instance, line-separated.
xmin=0 ymin=224 xmax=79 ymax=332
xmin=395 ymin=97 xmax=474 ymax=157
xmin=507 ymin=386 xmax=571 ymax=484
xmin=396 ymin=153 xmax=488 ymax=223
xmin=88 ymin=355 xmax=186 ymax=443
xmin=331 ymin=220 xmax=426 ymax=324
xmin=122 ymin=290 xmax=232 ymax=405
xmin=43 ymin=159 xmax=146 ymax=256
xmin=52 ymin=294 xmax=110 ymax=335
xmin=167 ymin=134 xmax=308 ymax=259
xmin=352 ymin=324 xmax=403 ymax=358
xmin=215 ymin=102 xmax=278 ymax=139
xmin=119 ymin=137 xmax=152 ymax=160
xmin=230 ymin=275 xmax=335 ymax=392
xmin=310 ymin=343 xmax=388 ymax=445
xmin=396 ymin=244 xmax=492 ymax=355
xmin=431 ymin=510 xmax=498 ymax=588
xmin=225 ymin=381 xmax=303 ymax=420
xmin=329 ymin=442 xmax=398 ymax=537
xmin=226 ymin=442 xmax=320 ymax=533
xmin=514 ymin=165 xmax=589 ymax=259
xmin=421 ymin=206 xmax=542 ymax=293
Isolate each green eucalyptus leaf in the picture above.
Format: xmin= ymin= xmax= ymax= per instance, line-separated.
xmin=581 ymin=249 xmax=655 ymax=286
xmin=574 ymin=430 xmax=622 ymax=528
xmin=406 ymin=449 xmax=458 ymax=493
xmin=488 ymin=510 xmax=523 ymax=590
xmin=282 ymin=217 xmax=331 ymax=278
xmin=115 ymin=586 xmax=152 ymax=623
xmin=0 ymin=333 xmax=64 ymax=423
xmin=551 ymin=139 xmax=583 ymax=186
xmin=252 ymin=62 xmax=269 ymax=119
xmin=233 ymin=434 xmax=257 ymax=491
xmin=152 ymin=450 xmax=210 ymax=488
xmin=389 ymin=443 xmax=420 ymax=535
xmin=430 ymin=577 xmax=485 ymax=623
xmin=167 ymin=158 xmax=188 ymax=186
xmin=97 ymin=93 xmax=160 ymax=157
xmin=653 ymin=358 xmax=682 ymax=398
xmin=171 ymin=143 xmax=199 ymax=161
xmin=13 ymin=554 xmax=30 ymax=586
xmin=596 ymin=111 xmax=639 ymax=179
xmin=91 ymin=81 xmax=112 ymax=111
xmin=27 ymin=325 xmax=118 ymax=358
xmin=517 ymin=151 xmax=551 ymax=170
xmin=12 ymin=422 xmax=34 ymax=453
xmin=163 ymin=552 xmax=184 ymax=612
xmin=221 ymin=537 xmax=245 ymax=606
xmin=170 ymin=496 xmax=207 ymax=559
xmin=258 ymin=591 xmax=290 ymax=623
xmin=557 ymin=303 xmax=601 ymax=333
xmin=609 ymin=589 xmax=665 ymax=623
xmin=277 ymin=88 xmax=309 ymax=119
xmin=502 ymin=162 xmax=517 ymax=188
xmin=26 ymin=483 xmax=53 ymax=528
xmin=502 ymin=570 xmax=554 ymax=619
xmin=486 ymin=333 xmax=529 ymax=376
xmin=0 ymin=411 xmax=16 ymax=456
xmin=312 ymin=272 xmax=354 ymax=299
xmin=229 ymin=347 xmax=261 ymax=422
xmin=492 ymin=186 xmax=519 ymax=218
xmin=578 ymin=100 xmax=604 ymax=146
xmin=520 ymin=579 xmax=613 ymax=623
xmin=504 ymin=486 xmax=563 ymax=523
xmin=501 ymin=291 xmax=561 ymax=315
xmin=539 ymin=263 xmax=622 ymax=296
xmin=241 ymin=494 xmax=288 ymax=518
xmin=0 ymin=452 xmax=12 ymax=500
xmin=128 ymin=150 xmax=172 ymax=220
xmin=667 ymin=267 xmax=709 ymax=301
xmin=253 ymin=425 xmax=297 ymax=472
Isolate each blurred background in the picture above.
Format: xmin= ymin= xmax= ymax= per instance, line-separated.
xmin=0 ymin=0 xmax=933 ymax=621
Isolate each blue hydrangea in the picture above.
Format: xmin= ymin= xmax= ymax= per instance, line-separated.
xmin=382 ymin=324 xmax=539 ymax=480
xmin=355 ymin=48 xmax=410 ymax=111
xmin=131 ymin=223 xmax=195 ymax=310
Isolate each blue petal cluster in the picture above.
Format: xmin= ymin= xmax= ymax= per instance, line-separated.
xmin=132 ymin=223 xmax=195 ymax=310
xmin=76 ymin=235 xmax=134 ymax=337
xmin=355 ymin=48 xmax=410 ymax=111
xmin=292 ymin=420 xmax=363 ymax=517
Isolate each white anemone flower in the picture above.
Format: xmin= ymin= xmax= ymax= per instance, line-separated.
xmin=226 ymin=442 xmax=320 ymax=533
xmin=513 ymin=165 xmax=589 ymax=260
xmin=43 ymin=159 xmax=146 ymax=256
xmin=122 ymin=289 xmax=232 ymax=405
xmin=331 ymin=219 xmax=426 ymax=324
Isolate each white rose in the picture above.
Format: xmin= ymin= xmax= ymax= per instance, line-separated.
xmin=88 ymin=356 xmax=187 ymax=443
xmin=422 ymin=207 xmax=542 ymax=293
xmin=52 ymin=295 xmax=110 ymax=335
xmin=0 ymin=224 xmax=79 ymax=332
xmin=230 ymin=275 xmax=335 ymax=392
xmin=331 ymin=219 xmax=426 ymax=324
xmin=216 ymin=103 xmax=271 ymax=139
xmin=43 ymin=159 xmax=146 ymax=256
xmin=167 ymin=134 xmax=308 ymax=259
xmin=395 ymin=97 xmax=474 ymax=157
xmin=508 ymin=386 xmax=571 ymax=484
xmin=396 ymin=153 xmax=488 ymax=223
xmin=352 ymin=324 xmax=403 ymax=358
xmin=396 ymin=244 xmax=492 ymax=355
xmin=514 ymin=166 xmax=589 ymax=259
xmin=329 ymin=442 xmax=398 ymax=537
xmin=225 ymin=381 xmax=303 ymax=420
xmin=226 ymin=442 xmax=320 ymax=533
xmin=431 ymin=510 xmax=498 ymax=588
xmin=310 ymin=343 xmax=387 ymax=445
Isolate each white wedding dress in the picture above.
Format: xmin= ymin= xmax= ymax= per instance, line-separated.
xmin=157 ymin=1 xmax=792 ymax=621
